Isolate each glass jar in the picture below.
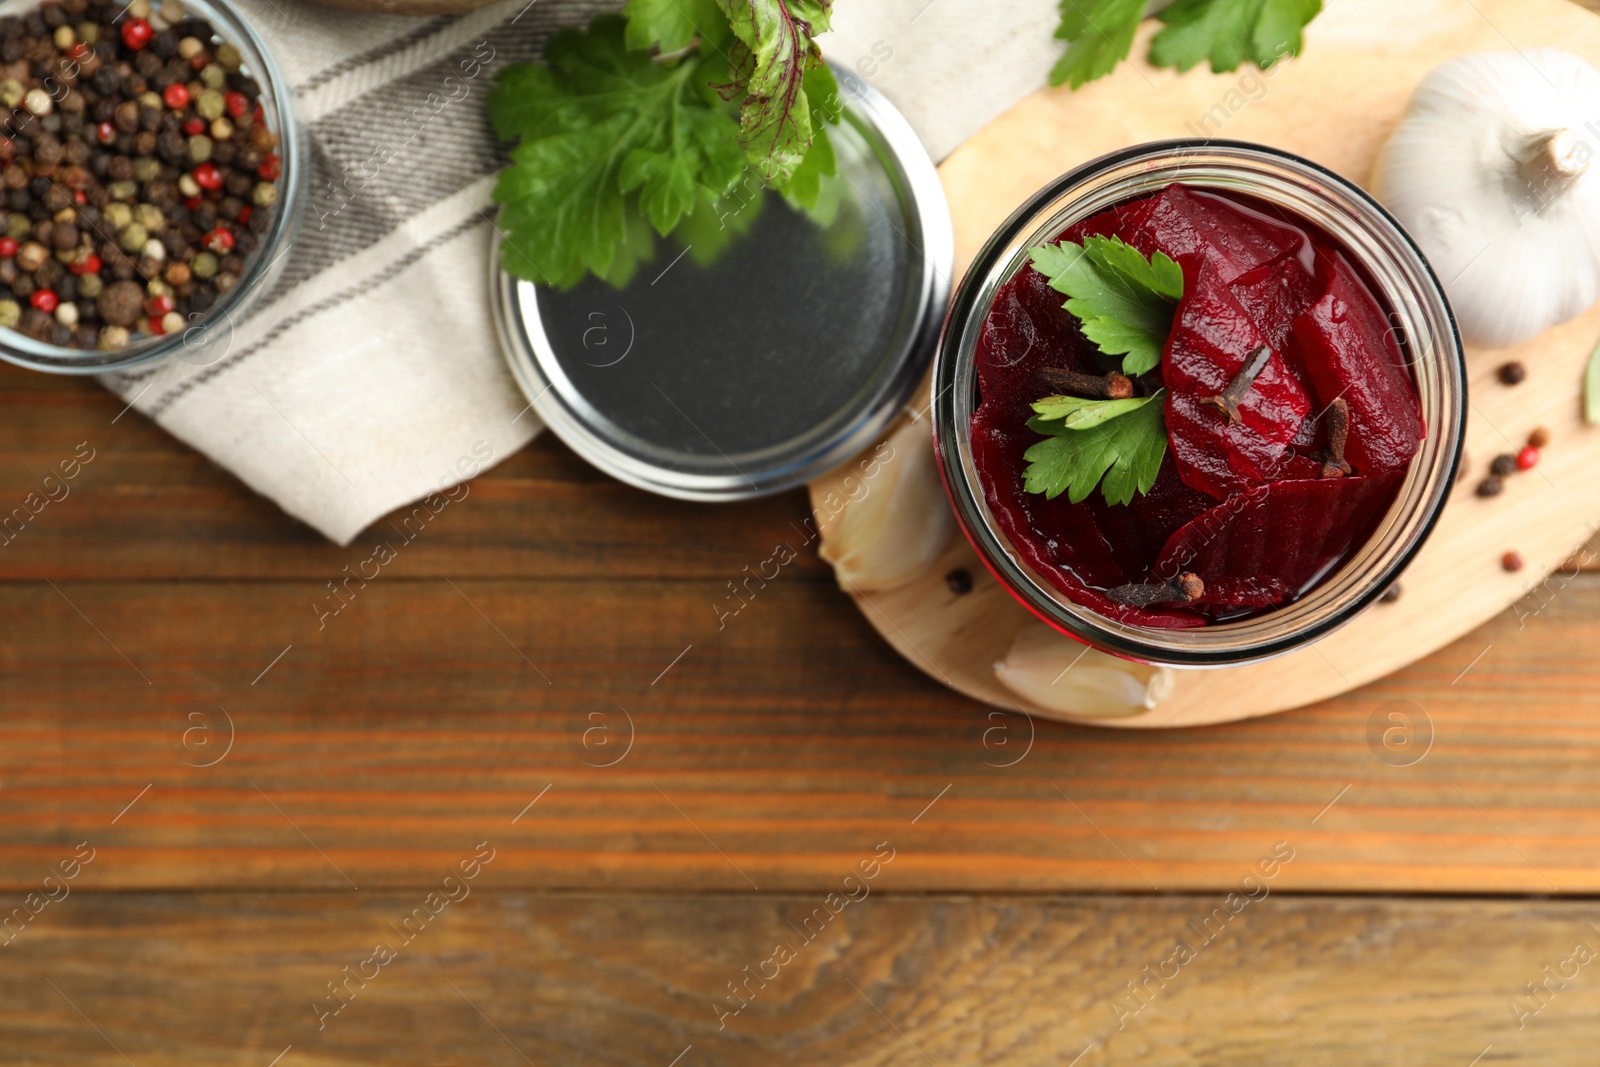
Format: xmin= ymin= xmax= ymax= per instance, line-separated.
xmin=932 ymin=140 xmax=1466 ymax=667
xmin=0 ymin=0 xmax=303 ymax=375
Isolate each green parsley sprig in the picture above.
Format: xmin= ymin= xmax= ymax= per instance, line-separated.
xmin=1050 ymin=0 xmax=1323 ymax=90
xmin=1029 ymin=235 xmax=1182 ymax=376
xmin=1020 ymin=237 xmax=1182 ymax=505
xmin=1023 ymin=391 xmax=1168 ymax=505
xmin=488 ymin=1 xmax=839 ymax=288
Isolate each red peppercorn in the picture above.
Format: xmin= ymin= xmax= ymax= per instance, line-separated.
xmin=183 ymin=196 xmax=201 ymax=210
xmin=252 ymin=100 xmax=264 ymax=122
xmin=147 ymin=293 xmax=175 ymax=318
xmin=96 ymin=121 xmax=115 ymax=144
xmin=1502 ymin=551 xmax=1525 ymax=573
xmin=68 ymin=42 xmax=89 ymax=60
xmin=163 ymin=83 xmax=190 ymax=110
xmin=147 ymin=314 xmax=166 ymax=336
xmin=30 ymin=288 xmax=57 ymax=313
xmin=203 ymin=227 xmax=234 ymax=253
xmin=73 ymin=189 xmax=86 ymax=206
xmin=225 ymin=90 xmax=248 ymax=119
xmin=0 ymin=237 xmax=17 ymax=258
xmin=70 ymin=253 xmax=101 ymax=275
xmin=237 ymin=205 xmax=252 ymax=225
xmin=121 ymin=18 xmax=153 ymax=51
xmin=1516 ymin=446 xmax=1539 ymax=471
xmin=183 ymin=117 xmax=205 ymax=136
xmin=193 ymin=162 xmax=222 ymax=191
xmin=257 ymin=153 xmax=280 ymax=181
xmin=190 ymin=54 xmax=208 ymax=71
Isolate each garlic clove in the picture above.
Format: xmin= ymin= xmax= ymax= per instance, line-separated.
xmin=1374 ymin=49 xmax=1600 ymax=349
xmin=994 ymin=621 xmax=1175 ymax=719
xmin=818 ymin=416 xmax=955 ymax=592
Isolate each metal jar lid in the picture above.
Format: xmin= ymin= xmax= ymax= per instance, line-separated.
xmin=490 ymin=72 xmax=952 ymax=501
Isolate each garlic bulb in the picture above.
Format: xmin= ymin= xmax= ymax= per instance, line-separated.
xmin=994 ymin=622 xmax=1175 ymax=719
xmin=818 ymin=417 xmax=954 ymax=591
xmin=1374 ymin=49 xmax=1600 ymax=349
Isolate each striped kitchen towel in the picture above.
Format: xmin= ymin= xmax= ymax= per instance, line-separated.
xmin=100 ymin=0 xmax=1062 ymax=544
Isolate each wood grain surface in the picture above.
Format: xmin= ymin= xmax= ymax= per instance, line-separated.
xmin=3 ymin=361 xmax=1599 ymax=897
xmin=4 ymin=892 xmax=1599 ymax=1066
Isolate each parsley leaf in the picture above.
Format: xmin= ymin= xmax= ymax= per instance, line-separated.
xmin=1149 ymin=0 xmax=1322 ymax=73
xmin=1031 ymin=393 xmax=1155 ymax=429
xmin=622 ymin=0 xmax=730 ymax=53
xmin=1047 ymin=0 xmax=1321 ymax=86
xmin=488 ymin=16 xmax=745 ymax=287
xmin=1048 ymin=0 xmax=1147 ymax=89
xmin=716 ymin=0 xmax=834 ymax=185
xmin=1029 ymin=236 xmax=1183 ymax=377
xmin=1023 ymin=391 xmax=1168 ymax=505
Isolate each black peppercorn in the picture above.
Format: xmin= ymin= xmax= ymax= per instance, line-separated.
xmin=1379 ymin=582 xmax=1402 ymax=604
xmin=1476 ymin=476 xmax=1504 ymax=498
xmin=946 ymin=569 xmax=973 ymax=596
xmin=1497 ymin=361 xmax=1527 ymax=385
xmin=1490 ymin=453 xmax=1517 ymax=477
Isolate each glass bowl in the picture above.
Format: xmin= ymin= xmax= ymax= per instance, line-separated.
xmin=0 ymin=0 xmax=303 ymax=375
xmin=932 ymin=140 xmax=1467 ymax=668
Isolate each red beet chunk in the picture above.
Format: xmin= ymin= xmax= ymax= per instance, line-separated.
xmin=1162 ymin=265 xmax=1312 ymax=499
xmin=1230 ymin=255 xmax=1320 ymax=353
xmin=1154 ymin=472 xmax=1403 ymax=612
xmin=1290 ymin=251 xmax=1423 ymax=473
xmin=1085 ymin=460 xmax=1221 ymax=582
xmin=1127 ymin=185 xmax=1309 ymax=284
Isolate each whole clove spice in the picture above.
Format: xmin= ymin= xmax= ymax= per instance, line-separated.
xmin=1200 ymin=345 xmax=1271 ymax=424
xmin=1106 ymin=572 xmax=1204 ymax=608
xmin=1037 ymin=365 xmax=1134 ymax=400
xmin=1318 ymin=397 xmax=1353 ymax=479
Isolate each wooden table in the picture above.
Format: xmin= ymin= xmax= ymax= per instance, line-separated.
xmin=8 ymin=33 xmax=1600 ymax=1067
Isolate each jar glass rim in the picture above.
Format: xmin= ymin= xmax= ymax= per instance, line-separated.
xmin=931 ymin=139 xmax=1467 ymax=668
xmin=0 ymin=0 xmax=303 ymax=375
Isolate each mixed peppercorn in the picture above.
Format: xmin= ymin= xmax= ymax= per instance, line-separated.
xmin=0 ymin=0 xmax=278 ymax=350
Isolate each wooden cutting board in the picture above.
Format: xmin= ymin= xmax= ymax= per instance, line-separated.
xmin=810 ymin=0 xmax=1600 ymax=727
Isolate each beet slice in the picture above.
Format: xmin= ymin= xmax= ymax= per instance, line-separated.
xmin=1154 ymin=473 xmax=1404 ymax=612
xmin=1162 ymin=265 xmax=1312 ymax=499
xmin=1084 ymin=459 xmax=1221 ymax=583
xmin=1290 ymin=250 xmax=1424 ymax=473
xmin=1231 ymin=255 xmax=1320 ymax=354
xmin=1127 ymin=185 xmax=1309 ymax=284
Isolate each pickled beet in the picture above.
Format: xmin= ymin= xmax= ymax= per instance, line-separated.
xmin=1290 ymin=250 xmax=1423 ymax=473
xmin=969 ymin=183 xmax=1424 ymax=625
xmin=1153 ymin=473 xmax=1404 ymax=611
xmin=1161 ymin=265 xmax=1312 ymax=500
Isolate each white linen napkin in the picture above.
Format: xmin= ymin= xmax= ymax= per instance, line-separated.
xmin=100 ymin=0 xmax=1059 ymax=545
